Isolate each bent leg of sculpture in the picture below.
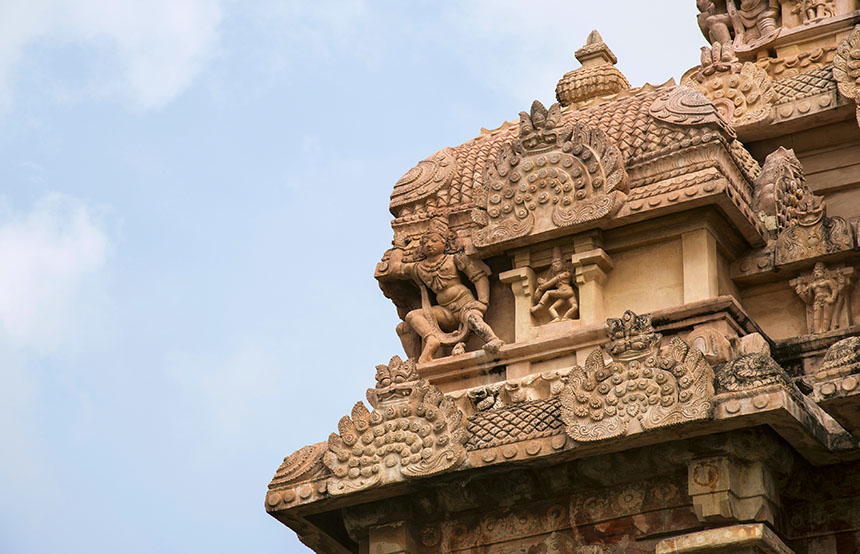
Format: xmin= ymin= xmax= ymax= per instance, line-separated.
xmin=396 ymin=321 xmax=422 ymax=360
xmin=465 ymin=310 xmax=504 ymax=354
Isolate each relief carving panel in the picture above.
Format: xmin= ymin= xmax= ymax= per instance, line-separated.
xmin=472 ymin=100 xmax=628 ymax=248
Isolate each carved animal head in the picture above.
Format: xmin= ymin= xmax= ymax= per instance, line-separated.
xmin=606 ymin=310 xmax=661 ymax=361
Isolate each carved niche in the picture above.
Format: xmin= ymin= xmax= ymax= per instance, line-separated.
xmin=324 ymin=378 xmax=467 ymax=495
xmin=791 ymin=262 xmax=855 ymax=334
xmin=472 ymin=100 xmax=628 ymax=248
xmin=559 ymin=311 xmax=715 ymax=442
xmin=834 ymin=25 xmax=860 ymax=128
xmin=684 ymin=42 xmax=774 ymax=127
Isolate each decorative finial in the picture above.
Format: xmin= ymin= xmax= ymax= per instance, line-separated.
xmin=556 ymin=30 xmax=630 ymax=107
xmin=574 ymin=29 xmax=618 ymax=67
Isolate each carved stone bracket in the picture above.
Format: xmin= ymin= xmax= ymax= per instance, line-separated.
xmin=324 ymin=379 xmax=467 ymax=495
xmin=559 ymin=311 xmax=715 ymax=442
xmin=472 ymin=100 xmax=628 ymax=248
xmin=687 ymin=456 xmax=780 ymax=525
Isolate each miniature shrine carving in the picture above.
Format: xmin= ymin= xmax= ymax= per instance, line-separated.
xmin=834 ymin=25 xmax=860 ymax=128
xmin=376 ymin=217 xmax=504 ymax=363
xmin=472 ymin=100 xmax=628 ymax=248
xmin=531 ymin=247 xmax=578 ymax=323
xmin=324 ymin=379 xmax=467 ymax=495
xmin=559 ymin=311 xmax=715 ymax=442
xmin=791 ymin=263 xmax=854 ymax=334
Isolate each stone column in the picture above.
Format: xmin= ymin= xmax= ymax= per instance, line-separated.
xmin=499 ymin=266 xmax=536 ymax=343
xmin=681 ymin=228 xmax=719 ymax=303
xmin=570 ymin=248 xmax=613 ymax=326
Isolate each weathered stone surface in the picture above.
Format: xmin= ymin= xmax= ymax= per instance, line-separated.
xmin=267 ymin=8 xmax=860 ymax=554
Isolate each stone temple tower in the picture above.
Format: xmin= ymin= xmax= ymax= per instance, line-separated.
xmin=266 ymin=3 xmax=860 ymax=552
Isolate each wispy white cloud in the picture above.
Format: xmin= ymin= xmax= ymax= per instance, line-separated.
xmin=0 ymin=193 xmax=109 ymax=350
xmin=0 ymin=0 xmax=221 ymax=110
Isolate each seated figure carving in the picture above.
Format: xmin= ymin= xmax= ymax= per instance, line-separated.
xmin=380 ymin=218 xmax=504 ymax=364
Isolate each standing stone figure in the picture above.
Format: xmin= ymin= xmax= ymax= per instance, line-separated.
xmin=793 ymin=262 xmax=853 ymax=334
xmin=381 ymin=218 xmax=504 ymax=364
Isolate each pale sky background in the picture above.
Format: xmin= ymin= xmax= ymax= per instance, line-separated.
xmin=0 ymin=2 xmax=704 ymax=552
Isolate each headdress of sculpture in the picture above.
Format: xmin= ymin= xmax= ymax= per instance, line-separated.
xmin=375 ymin=214 xmax=504 ymax=363
xmin=559 ymin=311 xmax=715 ymax=442
xmin=471 ymin=100 xmax=628 ymax=248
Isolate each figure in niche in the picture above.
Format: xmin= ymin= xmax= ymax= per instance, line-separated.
xmin=793 ymin=0 xmax=834 ymax=23
xmin=382 ymin=218 xmax=504 ymax=364
xmin=792 ymin=262 xmax=854 ymax=334
xmin=531 ymin=247 xmax=578 ymax=323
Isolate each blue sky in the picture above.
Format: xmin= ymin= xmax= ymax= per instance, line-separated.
xmin=0 ymin=2 xmax=702 ymax=552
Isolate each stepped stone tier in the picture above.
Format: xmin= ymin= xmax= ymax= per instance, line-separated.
xmin=267 ymin=4 xmax=860 ymax=553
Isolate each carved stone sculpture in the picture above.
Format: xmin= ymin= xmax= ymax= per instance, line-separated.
xmin=559 ymin=311 xmax=715 ymax=442
xmin=697 ymin=0 xmax=780 ymax=48
xmin=791 ymin=263 xmax=854 ymax=334
xmin=697 ymin=0 xmax=733 ymax=45
xmin=716 ymin=353 xmax=793 ymax=392
xmin=472 ymin=100 xmax=628 ymax=248
xmin=375 ymin=355 xmax=419 ymax=388
xmin=752 ymin=146 xmax=805 ymax=233
xmin=735 ymin=0 xmax=780 ymax=45
xmin=793 ymin=0 xmax=835 ymax=24
xmin=324 ymin=379 xmax=467 ymax=494
xmin=555 ymin=30 xmax=631 ymax=108
xmin=833 ymin=25 xmax=860 ymax=128
xmin=685 ymin=41 xmax=774 ymax=127
xmin=531 ymin=247 xmax=578 ymax=322
xmin=270 ymin=442 xmax=329 ymax=489
xmin=376 ymin=217 xmax=504 ymax=363
xmin=817 ymin=336 xmax=860 ymax=378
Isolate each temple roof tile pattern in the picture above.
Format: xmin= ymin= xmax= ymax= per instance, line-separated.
xmin=391 ymin=87 xmax=742 ymax=220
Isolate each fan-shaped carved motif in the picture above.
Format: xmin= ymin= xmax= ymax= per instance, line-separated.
xmin=472 ymin=101 xmax=628 ymax=248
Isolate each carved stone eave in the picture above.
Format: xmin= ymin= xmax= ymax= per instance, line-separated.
xmin=265 ymin=380 xmax=855 ymax=541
